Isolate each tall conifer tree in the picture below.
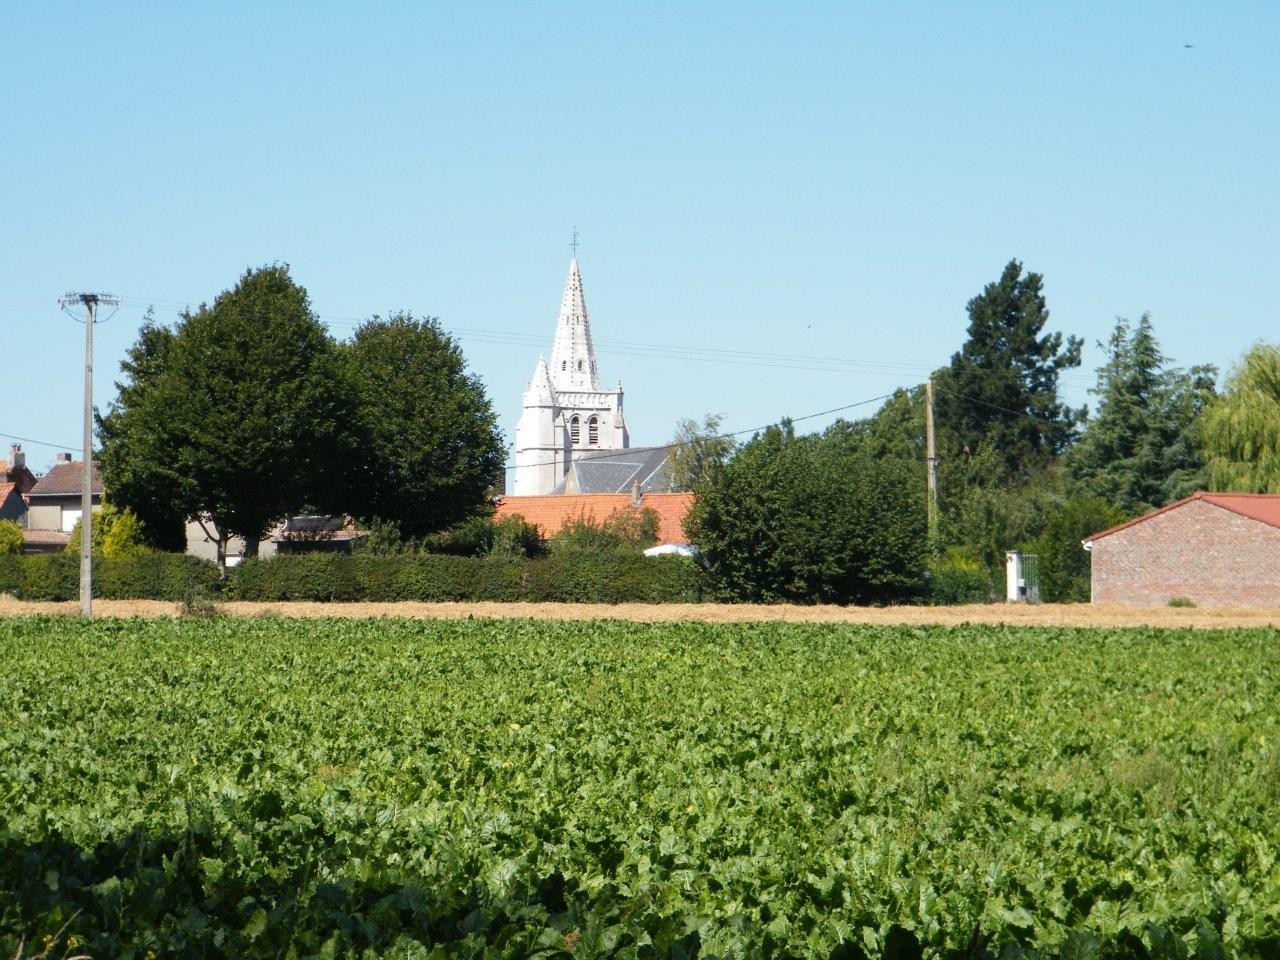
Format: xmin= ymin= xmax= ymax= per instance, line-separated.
xmin=1066 ymin=314 xmax=1215 ymax=512
xmin=934 ymin=260 xmax=1083 ymax=478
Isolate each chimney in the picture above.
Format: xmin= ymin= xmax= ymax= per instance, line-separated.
xmin=7 ymin=444 xmax=21 ymax=472
xmin=631 ymin=479 xmax=642 ymax=508
xmin=57 ymin=452 xmax=72 ymax=463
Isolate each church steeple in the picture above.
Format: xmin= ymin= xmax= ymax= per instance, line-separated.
xmin=548 ymin=258 xmax=600 ymax=391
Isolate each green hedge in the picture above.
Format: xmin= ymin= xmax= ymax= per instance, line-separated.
xmin=0 ymin=552 xmax=218 ymax=601
xmin=226 ymin=553 xmax=704 ymax=603
xmin=0 ymin=552 xmax=703 ymax=604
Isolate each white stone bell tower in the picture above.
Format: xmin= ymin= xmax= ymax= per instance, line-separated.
xmin=513 ymin=258 xmax=629 ymax=496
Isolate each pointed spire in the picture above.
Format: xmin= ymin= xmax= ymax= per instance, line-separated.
xmin=549 ymin=258 xmax=600 ymax=391
xmin=523 ymin=355 xmax=555 ymax=405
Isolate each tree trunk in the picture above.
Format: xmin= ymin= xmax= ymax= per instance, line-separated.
xmin=216 ymin=535 xmax=229 ymax=578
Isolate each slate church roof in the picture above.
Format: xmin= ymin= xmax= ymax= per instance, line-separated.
xmin=551 ymin=446 xmax=672 ymax=495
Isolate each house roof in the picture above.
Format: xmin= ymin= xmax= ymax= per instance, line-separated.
xmin=494 ymin=491 xmax=695 ymax=545
xmin=551 ymin=446 xmax=673 ymax=495
xmin=22 ymin=528 xmax=70 ymax=548
xmin=0 ymin=482 xmax=20 ymax=509
xmin=0 ymin=459 xmax=37 ymax=494
xmin=28 ymin=460 xmax=103 ymax=498
xmin=1084 ymin=492 xmax=1280 ymax=544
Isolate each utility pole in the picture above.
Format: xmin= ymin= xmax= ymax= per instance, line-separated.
xmin=925 ymin=378 xmax=939 ymax=543
xmin=59 ymin=292 xmax=120 ymax=617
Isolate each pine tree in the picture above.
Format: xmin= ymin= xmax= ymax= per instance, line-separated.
xmin=934 ymin=260 xmax=1083 ymax=478
xmin=1066 ymin=315 xmax=1216 ymax=512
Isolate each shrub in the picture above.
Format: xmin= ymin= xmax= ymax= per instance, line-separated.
xmin=0 ymin=519 xmax=21 ymax=557
xmin=550 ymin=507 xmax=660 ymax=554
xmin=926 ymin=548 xmax=991 ymax=604
xmin=66 ymin=500 xmax=149 ymax=559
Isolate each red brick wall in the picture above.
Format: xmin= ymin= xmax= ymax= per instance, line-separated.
xmin=1091 ymin=498 xmax=1280 ymax=606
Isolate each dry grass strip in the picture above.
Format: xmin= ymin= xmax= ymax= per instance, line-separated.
xmin=3 ymin=595 xmax=1279 ymax=628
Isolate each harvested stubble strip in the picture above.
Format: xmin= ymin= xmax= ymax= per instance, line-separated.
xmin=2 ymin=594 xmax=1279 ymax=628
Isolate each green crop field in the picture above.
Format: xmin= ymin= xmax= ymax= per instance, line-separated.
xmin=1 ymin=617 xmax=1277 ymax=959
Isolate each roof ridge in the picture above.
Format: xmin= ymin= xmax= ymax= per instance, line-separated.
xmin=1202 ymin=491 xmax=1280 ymax=499
xmin=1085 ymin=490 xmax=1280 ymax=544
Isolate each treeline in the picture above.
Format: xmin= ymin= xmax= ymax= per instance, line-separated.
xmin=685 ymin=259 xmax=1280 ymax=604
xmin=96 ymin=265 xmax=505 ymax=571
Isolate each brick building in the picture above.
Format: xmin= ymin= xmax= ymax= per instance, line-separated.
xmin=1083 ymin=492 xmax=1280 ymax=607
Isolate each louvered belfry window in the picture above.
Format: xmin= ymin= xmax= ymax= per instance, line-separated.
xmin=570 ymin=415 xmax=580 ymax=445
xmin=588 ymin=416 xmax=599 ymax=446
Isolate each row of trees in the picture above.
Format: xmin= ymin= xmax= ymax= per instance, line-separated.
xmin=99 ymin=265 xmax=505 ymax=571
xmin=685 ymin=258 xmax=1280 ymax=603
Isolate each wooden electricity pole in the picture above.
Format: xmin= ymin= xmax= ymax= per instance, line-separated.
xmin=925 ymin=378 xmax=939 ymax=543
xmin=59 ymin=292 xmax=120 ymax=618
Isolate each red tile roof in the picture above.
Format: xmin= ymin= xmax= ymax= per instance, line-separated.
xmin=1085 ymin=492 xmax=1280 ymax=543
xmin=494 ymin=492 xmax=695 ymax=545
xmin=28 ymin=460 xmax=103 ymax=498
xmin=0 ymin=482 xmax=19 ymax=511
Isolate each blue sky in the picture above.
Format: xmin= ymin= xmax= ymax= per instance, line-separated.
xmin=2 ymin=2 xmax=1276 ymax=476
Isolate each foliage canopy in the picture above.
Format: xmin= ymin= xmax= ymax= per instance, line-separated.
xmin=99 ymin=266 xmax=351 ymax=570
xmin=1201 ymin=342 xmax=1280 ymax=493
xmin=688 ymin=421 xmax=926 ymax=603
xmin=342 ymin=313 xmax=504 ymax=538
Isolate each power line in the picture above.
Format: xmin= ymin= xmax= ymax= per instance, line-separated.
xmin=0 ymin=430 xmax=83 ymax=453
xmin=499 ymin=391 xmax=899 ymax=474
xmin=108 ymin=297 xmax=1094 ymax=384
xmin=930 ymin=385 xmax=1084 ymax=429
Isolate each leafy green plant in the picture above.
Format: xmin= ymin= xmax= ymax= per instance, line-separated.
xmin=0 ymin=619 xmax=1273 ymax=957
xmin=0 ymin=519 xmax=21 ymax=557
xmin=926 ymin=547 xmax=991 ymax=604
xmin=65 ymin=499 xmax=147 ymax=559
xmin=550 ymin=506 xmax=661 ymax=554
xmin=1168 ymin=597 xmax=1196 ymax=608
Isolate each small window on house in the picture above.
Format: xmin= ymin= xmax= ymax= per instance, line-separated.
xmin=588 ymin=416 xmax=599 ymax=446
xmin=570 ymin=415 xmax=580 ymax=445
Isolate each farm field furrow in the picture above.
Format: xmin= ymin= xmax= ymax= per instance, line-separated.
xmin=1 ymin=617 xmax=1277 ymax=958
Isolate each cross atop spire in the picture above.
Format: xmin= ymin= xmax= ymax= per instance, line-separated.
xmin=570 ymin=227 xmax=579 ymax=258
xmin=549 ymin=258 xmax=599 ymax=392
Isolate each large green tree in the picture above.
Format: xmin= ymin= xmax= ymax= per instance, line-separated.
xmin=1201 ymin=342 xmax=1280 ymax=492
xmin=934 ymin=259 xmax=1084 ymax=478
xmin=1066 ymin=314 xmax=1216 ymax=512
xmin=95 ymin=312 xmax=188 ymax=550
xmin=342 ymin=313 xmax=504 ymax=538
xmin=99 ymin=265 xmax=351 ymax=571
xmin=685 ymin=421 xmax=926 ymax=603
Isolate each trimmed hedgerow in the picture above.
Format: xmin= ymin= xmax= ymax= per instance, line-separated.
xmin=0 ymin=552 xmax=217 ymax=601
xmin=225 ymin=553 xmax=703 ymax=603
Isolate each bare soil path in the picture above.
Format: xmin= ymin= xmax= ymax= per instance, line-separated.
xmin=3 ymin=596 xmax=1279 ymax=628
